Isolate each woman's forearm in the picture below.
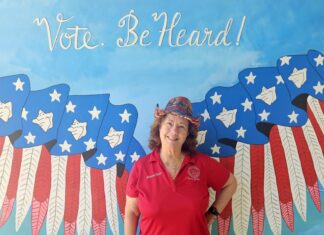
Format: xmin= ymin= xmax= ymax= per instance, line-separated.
xmin=124 ymin=210 xmax=139 ymax=235
xmin=213 ymin=174 xmax=237 ymax=213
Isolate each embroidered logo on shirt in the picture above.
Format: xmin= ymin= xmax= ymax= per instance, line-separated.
xmin=187 ymin=166 xmax=200 ymax=180
xmin=146 ymin=172 xmax=162 ymax=179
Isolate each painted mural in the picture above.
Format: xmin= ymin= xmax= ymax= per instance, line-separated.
xmin=0 ymin=1 xmax=323 ymax=235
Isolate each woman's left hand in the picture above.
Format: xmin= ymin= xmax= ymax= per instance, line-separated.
xmin=205 ymin=212 xmax=216 ymax=226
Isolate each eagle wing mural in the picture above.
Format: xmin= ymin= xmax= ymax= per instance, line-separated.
xmin=0 ymin=49 xmax=323 ymax=235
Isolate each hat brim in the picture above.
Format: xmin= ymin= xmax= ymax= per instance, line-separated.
xmin=154 ymin=107 xmax=200 ymax=127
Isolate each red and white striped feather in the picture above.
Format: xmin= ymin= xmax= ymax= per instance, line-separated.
xmin=269 ymin=126 xmax=294 ymax=231
xmin=64 ymin=154 xmax=81 ymax=235
xmin=32 ymin=146 xmax=51 ymax=235
xmin=0 ymin=137 xmax=14 ymax=210
xmin=250 ymin=144 xmax=265 ymax=235
xmin=15 ymin=146 xmax=42 ymax=231
xmin=91 ymin=168 xmax=107 ymax=235
xmin=77 ymin=157 xmax=92 ymax=235
xmin=232 ymin=142 xmax=251 ymax=235
xmin=264 ymin=143 xmax=281 ymax=235
xmin=103 ymin=165 xmax=119 ymax=235
xmin=46 ymin=155 xmax=67 ymax=235
xmin=278 ymin=126 xmax=307 ymax=221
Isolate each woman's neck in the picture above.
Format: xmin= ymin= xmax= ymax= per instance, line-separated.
xmin=160 ymin=147 xmax=183 ymax=163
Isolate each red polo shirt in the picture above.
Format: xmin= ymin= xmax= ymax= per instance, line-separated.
xmin=126 ymin=149 xmax=230 ymax=235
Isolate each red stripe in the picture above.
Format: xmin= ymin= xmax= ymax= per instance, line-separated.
xmin=32 ymin=146 xmax=52 ymax=235
xmin=116 ymin=169 xmax=129 ymax=221
xmin=0 ymin=196 xmax=15 ymax=227
xmin=307 ymin=103 xmax=324 ymax=154
xmin=291 ymin=127 xmax=321 ymax=211
xmin=0 ymin=147 xmax=22 ymax=226
xmin=90 ymin=168 xmax=107 ymax=228
xmin=6 ymin=148 xmax=22 ymax=199
xmin=64 ymin=154 xmax=81 ymax=235
xmin=250 ymin=144 xmax=265 ymax=235
xmin=269 ymin=126 xmax=294 ymax=231
xmin=217 ymin=156 xmax=234 ymax=235
xmin=0 ymin=136 xmax=5 ymax=155
xmin=217 ymin=216 xmax=230 ymax=235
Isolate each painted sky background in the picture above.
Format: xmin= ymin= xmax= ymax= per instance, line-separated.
xmin=0 ymin=0 xmax=323 ymax=149
xmin=0 ymin=0 xmax=323 ymax=234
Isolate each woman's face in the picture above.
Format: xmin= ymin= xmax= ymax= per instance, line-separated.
xmin=159 ymin=113 xmax=189 ymax=150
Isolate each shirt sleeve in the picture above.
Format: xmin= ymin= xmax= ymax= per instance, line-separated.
xmin=126 ymin=162 xmax=140 ymax=198
xmin=204 ymin=156 xmax=230 ymax=191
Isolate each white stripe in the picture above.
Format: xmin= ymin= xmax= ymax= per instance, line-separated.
xmin=264 ymin=143 xmax=281 ymax=235
xmin=76 ymin=157 xmax=92 ymax=235
xmin=103 ymin=165 xmax=119 ymax=235
xmin=0 ymin=137 xmax=14 ymax=210
xmin=232 ymin=142 xmax=251 ymax=235
xmin=278 ymin=126 xmax=307 ymax=221
xmin=46 ymin=155 xmax=67 ymax=235
xmin=15 ymin=146 xmax=42 ymax=231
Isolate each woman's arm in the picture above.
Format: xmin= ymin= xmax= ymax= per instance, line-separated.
xmin=124 ymin=196 xmax=140 ymax=235
xmin=206 ymin=173 xmax=237 ymax=224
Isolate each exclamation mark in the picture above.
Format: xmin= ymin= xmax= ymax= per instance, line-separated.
xmin=236 ymin=16 xmax=246 ymax=46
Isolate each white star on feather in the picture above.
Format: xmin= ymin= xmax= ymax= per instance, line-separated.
xmin=288 ymin=68 xmax=307 ymax=88
xmin=258 ymin=109 xmax=270 ymax=121
xmin=119 ymin=109 xmax=131 ymax=123
xmin=130 ymin=152 xmax=140 ymax=163
xmin=66 ymin=101 xmax=76 ymax=113
xmin=59 ymin=140 xmax=72 ymax=153
xmin=256 ymin=86 xmax=277 ymax=105
xmin=245 ymin=72 xmax=256 ymax=85
xmin=210 ymin=92 xmax=222 ymax=105
xmin=211 ymin=144 xmax=220 ymax=154
xmin=115 ymin=151 xmax=126 ymax=161
xmin=32 ymin=110 xmax=53 ymax=132
xmin=275 ymin=75 xmax=284 ymax=85
xmin=0 ymin=101 xmax=12 ymax=122
xmin=313 ymin=81 xmax=324 ymax=95
xmin=104 ymin=127 xmax=124 ymax=148
xmin=84 ymin=138 xmax=96 ymax=151
xmin=13 ymin=78 xmax=24 ymax=91
xmin=216 ymin=107 xmax=237 ymax=128
xmin=24 ymin=132 xmax=36 ymax=144
xmin=314 ymin=54 xmax=324 ymax=67
xmin=236 ymin=126 xmax=247 ymax=138
xmin=96 ymin=154 xmax=107 ymax=165
xmin=49 ymin=89 xmax=61 ymax=102
xmin=241 ymin=98 xmax=252 ymax=112
xmin=280 ymin=56 xmax=291 ymax=66
xmin=89 ymin=106 xmax=101 ymax=120
xmin=21 ymin=108 xmax=28 ymax=121
xmin=288 ymin=111 xmax=299 ymax=123
xmin=200 ymin=109 xmax=210 ymax=122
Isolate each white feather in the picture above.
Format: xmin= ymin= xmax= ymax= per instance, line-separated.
xmin=0 ymin=137 xmax=14 ymax=210
xmin=103 ymin=165 xmax=119 ymax=235
xmin=76 ymin=157 xmax=92 ymax=235
xmin=278 ymin=126 xmax=307 ymax=221
xmin=15 ymin=146 xmax=42 ymax=231
xmin=46 ymin=155 xmax=67 ymax=235
xmin=208 ymin=158 xmax=219 ymax=207
xmin=302 ymin=119 xmax=324 ymax=187
xmin=264 ymin=143 xmax=281 ymax=235
xmin=232 ymin=142 xmax=251 ymax=235
xmin=307 ymin=96 xmax=324 ymax=133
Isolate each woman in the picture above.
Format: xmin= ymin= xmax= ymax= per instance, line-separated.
xmin=125 ymin=96 xmax=237 ymax=235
